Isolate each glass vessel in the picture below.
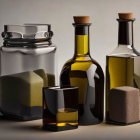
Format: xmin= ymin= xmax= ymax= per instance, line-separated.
xmin=0 ymin=24 xmax=57 ymax=120
xmin=43 ymin=86 xmax=78 ymax=131
xmin=60 ymin=16 xmax=104 ymax=125
xmin=106 ymin=13 xmax=140 ymax=122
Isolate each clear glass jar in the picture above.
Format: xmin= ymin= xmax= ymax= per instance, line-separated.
xmin=0 ymin=24 xmax=57 ymax=120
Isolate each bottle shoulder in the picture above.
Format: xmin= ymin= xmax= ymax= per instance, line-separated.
xmin=108 ymin=45 xmax=140 ymax=57
xmin=61 ymin=56 xmax=104 ymax=75
xmin=62 ymin=57 xmax=100 ymax=66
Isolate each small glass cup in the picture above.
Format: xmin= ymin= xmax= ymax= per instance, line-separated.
xmin=43 ymin=86 xmax=78 ymax=131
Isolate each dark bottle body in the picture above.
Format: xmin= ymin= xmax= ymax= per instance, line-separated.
xmin=60 ymin=23 xmax=104 ymax=125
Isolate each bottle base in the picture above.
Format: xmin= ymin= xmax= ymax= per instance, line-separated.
xmin=78 ymin=120 xmax=103 ymax=126
xmin=43 ymin=123 xmax=78 ymax=131
xmin=105 ymin=120 xmax=140 ymax=126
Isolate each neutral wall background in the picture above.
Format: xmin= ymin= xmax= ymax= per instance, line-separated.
xmin=0 ymin=0 xmax=140 ymax=75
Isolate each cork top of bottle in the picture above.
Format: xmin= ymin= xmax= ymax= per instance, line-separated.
xmin=73 ymin=16 xmax=90 ymax=24
xmin=118 ymin=13 xmax=133 ymax=20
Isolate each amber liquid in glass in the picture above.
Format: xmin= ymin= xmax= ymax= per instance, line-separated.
xmin=43 ymin=107 xmax=78 ymax=128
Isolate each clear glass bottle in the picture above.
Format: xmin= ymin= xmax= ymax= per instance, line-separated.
xmin=106 ymin=13 xmax=140 ymax=122
xmin=60 ymin=16 xmax=104 ymax=125
xmin=0 ymin=24 xmax=57 ymax=120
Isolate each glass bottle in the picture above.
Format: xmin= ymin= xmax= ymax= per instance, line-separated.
xmin=106 ymin=13 xmax=140 ymax=122
xmin=60 ymin=16 xmax=104 ymax=125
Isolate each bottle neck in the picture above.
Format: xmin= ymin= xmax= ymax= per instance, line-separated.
xmin=74 ymin=24 xmax=90 ymax=57
xmin=118 ymin=19 xmax=134 ymax=46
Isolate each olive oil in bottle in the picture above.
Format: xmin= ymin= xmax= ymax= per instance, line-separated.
xmin=60 ymin=16 xmax=104 ymax=125
xmin=106 ymin=13 xmax=140 ymax=122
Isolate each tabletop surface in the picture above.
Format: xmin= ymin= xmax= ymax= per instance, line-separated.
xmin=0 ymin=116 xmax=140 ymax=140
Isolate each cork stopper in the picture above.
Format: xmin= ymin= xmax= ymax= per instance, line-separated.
xmin=118 ymin=13 xmax=133 ymax=20
xmin=73 ymin=16 xmax=90 ymax=24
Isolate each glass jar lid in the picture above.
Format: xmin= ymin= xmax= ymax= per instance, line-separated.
xmin=2 ymin=24 xmax=53 ymax=48
xmin=2 ymin=24 xmax=53 ymax=39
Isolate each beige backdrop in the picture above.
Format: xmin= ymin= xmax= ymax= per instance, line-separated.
xmin=0 ymin=0 xmax=140 ymax=76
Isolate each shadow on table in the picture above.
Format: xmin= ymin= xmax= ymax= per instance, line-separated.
xmin=0 ymin=115 xmax=120 ymax=132
xmin=12 ymin=125 xmax=54 ymax=133
xmin=0 ymin=115 xmax=55 ymax=133
xmin=99 ymin=122 xmax=117 ymax=127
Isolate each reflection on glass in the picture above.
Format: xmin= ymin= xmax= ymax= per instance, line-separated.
xmin=0 ymin=24 xmax=57 ymax=120
xmin=43 ymin=86 xmax=78 ymax=131
xmin=61 ymin=59 xmax=104 ymax=125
